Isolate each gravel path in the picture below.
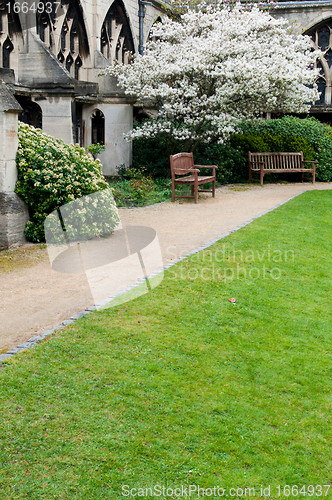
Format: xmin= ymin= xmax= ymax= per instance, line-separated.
xmin=1 ymin=182 xmax=331 ymax=352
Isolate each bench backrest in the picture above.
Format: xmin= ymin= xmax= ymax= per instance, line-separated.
xmin=248 ymin=152 xmax=304 ymax=170
xmin=170 ymin=152 xmax=194 ymax=178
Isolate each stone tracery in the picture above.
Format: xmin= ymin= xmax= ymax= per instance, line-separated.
xmin=101 ymin=0 xmax=134 ymax=64
xmin=36 ymin=0 xmax=88 ymax=79
xmin=307 ymin=20 xmax=332 ymax=106
xmin=0 ymin=0 xmax=21 ymax=68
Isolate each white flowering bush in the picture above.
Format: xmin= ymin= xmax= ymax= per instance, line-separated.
xmin=103 ymin=2 xmax=321 ymax=151
xmin=15 ymin=123 xmax=119 ymax=242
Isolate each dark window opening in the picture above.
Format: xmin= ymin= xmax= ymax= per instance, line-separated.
xmin=36 ymin=0 xmax=57 ymax=48
xmin=73 ymin=101 xmax=84 ymax=146
xmin=134 ymin=106 xmax=149 ymax=123
xmin=38 ymin=12 xmax=49 ymax=43
xmin=57 ymin=51 xmax=65 ymax=64
xmin=75 ymin=55 xmax=82 ymax=80
xmin=91 ymin=110 xmax=105 ymax=145
xmin=66 ymin=53 xmax=73 ymax=73
xmin=53 ymin=0 xmax=89 ymax=80
xmin=316 ymin=77 xmax=326 ymax=105
xmin=2 ymin=37 xmax=13 ymax=68
xmin=16 ymin=96 xmax=42 ymax=129
xmin=61 ymin=22 xmax=68 ymax=51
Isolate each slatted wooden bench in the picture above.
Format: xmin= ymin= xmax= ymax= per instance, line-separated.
xmin=170 ymin=152 xmax=217 ymax=204
xmin=248 ymin=152 xmax=316 ymax=185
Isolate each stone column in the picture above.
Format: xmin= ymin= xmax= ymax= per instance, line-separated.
xmin=0 ymin=80 xmax=29 ymax=249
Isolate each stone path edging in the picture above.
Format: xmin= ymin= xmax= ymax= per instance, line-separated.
xmin=0 ymin=189 xmax=306 ymax=365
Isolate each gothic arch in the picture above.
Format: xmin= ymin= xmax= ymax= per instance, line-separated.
xmin=91 ymin=109 xmax=105 ymax=145
xmin=2 ymin=36 xmax=13 ymax=68
xmin=306 ymin=19 xmax=332 ymax=106
xmin=36 ymin=0 xmax=89 ymax=79
xmin=0 ymin=0 xmax=22 ymax=68
xmin=148 ymin=15 xmax=162 ymax=43
xmin=100 ymin=0 xmax=135 ymax=64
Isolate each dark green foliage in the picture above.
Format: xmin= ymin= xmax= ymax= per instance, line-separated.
xmin=132 ymin=135 xmax=182 ymax=178
xmin=110 ymin=168 xmax=186 ymax=207
xmin=132 ymin=136 xmax=247 ymax=183
xmin=130 ymin=117 xmax=332 ymax=184
xmin=85 ymin=142 xmax=106 ymax=160
xmin=237 ymin=116 xmax=332 ymax=181
xmin=194 ymin=143 xmax=248 ymax=184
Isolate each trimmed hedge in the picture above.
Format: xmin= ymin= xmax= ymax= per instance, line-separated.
xmin=131 ymin=117 xmax=332 ymax=183
xmin=237 ymin=116 xmax=332 ymax=182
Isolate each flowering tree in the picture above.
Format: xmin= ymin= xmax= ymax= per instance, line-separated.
xmin=103 ymin=2 xmax=321 ymax=151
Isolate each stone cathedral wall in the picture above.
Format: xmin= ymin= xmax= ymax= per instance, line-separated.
xmin=0 ymin=0 xmax=166 ymax=175
xmin=2 ymin=0 xmax=332 ymax=247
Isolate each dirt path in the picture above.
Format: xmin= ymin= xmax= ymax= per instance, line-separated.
xmin=1 ymin=182 xmax=331 ymax=352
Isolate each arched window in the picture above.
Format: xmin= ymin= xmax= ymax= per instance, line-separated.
xmin=149 ymin=16 xmax=162 ymax=43
xmin=0 ymin=1 xmax=22 ymax=68
xmin=307 ymin=20 xmax=332 ymax=106
xmin=91 ymin=110 xmax=105 ymax=145
xmin=36 ymin=0 xmax=89 ymax=80
xmin=2 ymin=37 xmax=13 ymax=68
xmin=100 ymin=0 xmax=134 ymax=64
xmin=75 ymin=55 xmax=82 ymax=80
xmin=16 ymin=97 xmax=43 ymax=129
xmin=37 ymin=8 xmax=55 ymax=48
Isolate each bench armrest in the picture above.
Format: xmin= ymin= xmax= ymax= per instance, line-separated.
xmin=174 ymin=168 xmax=200 ymax=174
xmin=303 ymin=161 xmax=316 ymax=164
xmin=194 ymin=165 xmax=218 ymax=169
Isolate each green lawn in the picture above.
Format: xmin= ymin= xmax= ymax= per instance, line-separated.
xmin=1 ymin=191 xmax=332 ymax=499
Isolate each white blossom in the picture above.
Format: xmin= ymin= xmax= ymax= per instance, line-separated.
xmin=102 ymin=3 xmax=321 ymax=147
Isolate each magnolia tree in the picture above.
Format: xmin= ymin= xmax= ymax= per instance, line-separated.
xmin=103 ymin=2 xmax=321 ymax=151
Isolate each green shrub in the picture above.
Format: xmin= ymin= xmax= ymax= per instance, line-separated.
xmin=117 ymin=167 xmax=156 ymax=204
xmin=230 ymin=132 xmax=315 ymax=159
xmin=85 ymin=142 xmax=105 ymax=160
xmin=132 ymin=135 xmax=182 ymax=178
xmin=194 ymin=143 xmax=248 ymax=184
xmin=128 ymin=116 xmax=332 ymax=184
xmin=131 ymin=136 xmax=247 ymax=184
xmin=15 ymin=123 xmax=117 ymax=243
xmin=229 ymin=133 xmax=271 ymax=154
xmin=237 ymin=116 xmax=332 ymax=181
xmin=111 ymin=176 xmax=174 ymax=207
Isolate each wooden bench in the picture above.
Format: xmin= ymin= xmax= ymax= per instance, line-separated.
xmin=248 ymin=152 xmax=316 ymax=185
xmin=170 ymin=152 xmax=217 ymax=204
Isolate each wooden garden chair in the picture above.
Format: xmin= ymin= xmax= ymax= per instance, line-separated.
xmin=170 ymin=152 xmax=217 ymax=204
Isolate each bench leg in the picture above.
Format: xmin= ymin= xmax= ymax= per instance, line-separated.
xmin=171 ymin=181 xmax=175 ymax=202
xmin=194 ymin=180 xmax=198 ymax=204
xmin=259 ymin=163 xmax=264 ymax=185
xmin=212 ymin=179 xmax=215 ymax=197
xmin=313 ymin=169 xmax=316 ymax=184
xmin=249 ymin=168 xmax=252 ymax=184
xmin=301 ymin=172 xmax=304 ymax=183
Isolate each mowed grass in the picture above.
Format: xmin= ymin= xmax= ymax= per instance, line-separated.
xmin=1 ymin=190 xmax=332 ymax=499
